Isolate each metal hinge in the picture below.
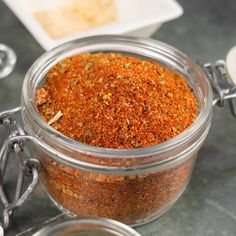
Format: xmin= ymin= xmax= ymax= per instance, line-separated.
xmin=0 ymin=107 xmax=40 ymax=230
xmin=203 ymin=60 xmax=236 ymax=117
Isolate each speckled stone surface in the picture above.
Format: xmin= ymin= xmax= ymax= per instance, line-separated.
xmin=0 ymin=0 xmax=236 ymax=235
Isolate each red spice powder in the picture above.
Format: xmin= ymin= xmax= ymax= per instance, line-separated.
xmin=36 ymin=53 xmax=198 ymax=224
xmin=39 ymin=155 xmax=195 ymax=224
xmin=37 ymin=53 xmax=197 ymax=149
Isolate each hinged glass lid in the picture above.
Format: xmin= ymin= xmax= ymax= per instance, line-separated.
xmin=0 ymin=44 xmax=16 ymax=79
xmin=33 ymin=218 xmax=142 ymax=236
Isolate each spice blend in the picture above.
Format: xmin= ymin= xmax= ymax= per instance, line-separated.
xmin=39 ymin=155 xmax=195 ymax=224
xmin=34 ymin=0 xmax=117 ymax=39
xmin=36 ymin=53 xmax=198 ymax=224
xmin=37 ymin=53 xmax=197 ymax=149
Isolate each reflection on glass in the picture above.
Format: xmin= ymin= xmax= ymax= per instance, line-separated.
xmin=0 ymin=44 xmax=17 ymax=79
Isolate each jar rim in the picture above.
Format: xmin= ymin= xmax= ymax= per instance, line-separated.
xmin=33 ymin=218 xmax=142 ymax=236
xmin=22 ymin=35 xmax=213 ymax=162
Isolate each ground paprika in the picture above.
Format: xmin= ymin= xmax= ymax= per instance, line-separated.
xmin=36 ymin=53 xmax=198 ymax=224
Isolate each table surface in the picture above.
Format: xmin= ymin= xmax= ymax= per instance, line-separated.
xmin=0 ymin=0 xmax=236 ymax=235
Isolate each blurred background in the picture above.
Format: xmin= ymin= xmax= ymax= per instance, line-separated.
xmin=0 ymin=0 xmax=236 ymax=235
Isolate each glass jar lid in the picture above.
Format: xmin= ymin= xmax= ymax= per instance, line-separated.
xmin=0 ymin=44 xmax=16 ymax=79
xmin=33 ymin=218 xmax=142 ymax=236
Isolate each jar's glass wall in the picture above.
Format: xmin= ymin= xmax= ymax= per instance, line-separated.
xmin=36 ymin=145 xmax=197 ymax=225
xmin=21 ymin=35 xmax=213 ymax=226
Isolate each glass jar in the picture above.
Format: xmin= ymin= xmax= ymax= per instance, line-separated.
xmin=20 ymin=35 xmax=213 ymax=226
xmin=33 ymin=218 xmax=142 ymax=236
xmin=0 ymin=35 xmax=235 ymax=230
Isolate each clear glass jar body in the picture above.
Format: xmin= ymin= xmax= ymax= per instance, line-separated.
xmin=21 ymin=35 xmax=213 ymax=226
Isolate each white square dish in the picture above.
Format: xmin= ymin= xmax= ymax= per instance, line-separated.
xmin=3 ymin=0 xmax=183 ymax=50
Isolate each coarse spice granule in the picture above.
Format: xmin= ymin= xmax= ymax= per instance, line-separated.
xmin=37 ymin=53 xmax=198 ymax=149
xmin=36 ymin=52 xmax=198 ymax=224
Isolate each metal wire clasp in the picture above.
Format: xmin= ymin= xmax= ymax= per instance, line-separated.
xmin=0 ymin=107 xmax=41 ymax=230
xmin=203 ymin=60 xmax=236 ymax=117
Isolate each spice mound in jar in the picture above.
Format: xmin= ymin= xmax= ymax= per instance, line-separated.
xmin=36 ymin=53 xmax=198 ymax=224
xmin=37 ymin=53 xmax=197 ymax=149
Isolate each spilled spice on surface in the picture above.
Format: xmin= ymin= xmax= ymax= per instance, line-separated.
xmin=37 ymin=53 xmax=197 ymax=149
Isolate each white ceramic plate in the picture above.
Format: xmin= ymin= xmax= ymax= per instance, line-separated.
xmin=226 ymin=46 xmax=236 ymax=85
xmin=3 ymin=0 xmax=183 ymax=50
